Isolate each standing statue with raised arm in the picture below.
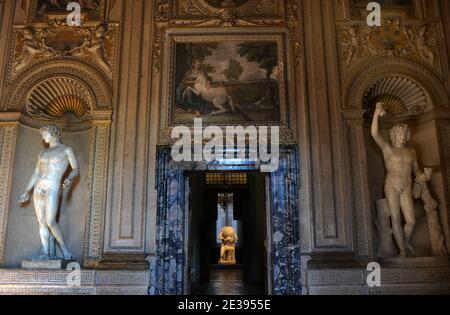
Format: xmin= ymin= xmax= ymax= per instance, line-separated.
xmin=19 ymin=124 xmax=79 ymax=261
xmin=371 ymin=103 xmax=426 ymax=258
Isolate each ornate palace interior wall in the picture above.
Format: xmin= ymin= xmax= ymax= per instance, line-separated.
xmin=0 ymin=0 xmax=449 ymax=294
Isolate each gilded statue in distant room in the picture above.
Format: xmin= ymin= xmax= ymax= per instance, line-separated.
xmin=371 ymin=103 xmax=425 ymax=258
xmin=19 ymin=124 xmax=79 ymax=261
xmin=218 ymin=226 xmax=238 ymax=265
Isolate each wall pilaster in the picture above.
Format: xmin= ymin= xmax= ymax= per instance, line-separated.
xmin=0 ymin=112 xmax=21 ymax=264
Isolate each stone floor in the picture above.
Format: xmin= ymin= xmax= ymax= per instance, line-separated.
xmin=195 ymin=269 xmax=265 ymax=295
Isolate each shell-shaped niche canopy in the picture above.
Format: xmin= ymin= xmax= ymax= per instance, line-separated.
xmin=26 ymin=77 xmax=93 ymax=122
xmin=363 ymin=76 xmax=430 ymax=118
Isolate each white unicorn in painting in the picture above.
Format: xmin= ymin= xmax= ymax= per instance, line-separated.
xmin=183 ymin=72 xmax=235 ymax=116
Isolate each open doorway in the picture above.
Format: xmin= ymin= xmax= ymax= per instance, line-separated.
xmin=186 ymin=172 xmax=267 ymax=295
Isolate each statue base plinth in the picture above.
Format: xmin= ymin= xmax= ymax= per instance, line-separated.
xmin=377 ymin=256 xmax=450 ymax=268
xmin=21 ymin=259 xmax=73 ymax=270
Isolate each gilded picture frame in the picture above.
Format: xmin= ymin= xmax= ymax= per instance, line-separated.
xmin=158 ymin=31 xmax=295 ymax=145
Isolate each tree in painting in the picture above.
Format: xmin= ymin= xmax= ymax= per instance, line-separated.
xmin=237 ymin=43 xmax=278 ymax=80
xmin=238 ymin=42 xmax=279 ymax=107
xmin=223 ymin=59 xmax=244 ymax=82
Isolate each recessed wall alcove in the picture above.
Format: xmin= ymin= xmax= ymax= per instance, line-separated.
xmin=344 ymin=57 xmax=450 ymax=259
xmin=0 ymin=60 xmax=113 ymax=268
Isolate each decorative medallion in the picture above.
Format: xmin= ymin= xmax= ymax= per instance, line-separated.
xmin=368 ymin=19 xmax=409 ymax=55
xmin=40 ymin=22 xmax=90 ymax=53
xmin=339 ymin=18 xmax=439 ymax=74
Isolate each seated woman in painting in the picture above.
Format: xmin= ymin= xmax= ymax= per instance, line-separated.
xmin=176 ymin=59 xmax=217 ymax=116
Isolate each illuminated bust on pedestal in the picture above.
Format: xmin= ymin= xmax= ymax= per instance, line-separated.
xmin=218 ymin=226 xmax=238 ymax=265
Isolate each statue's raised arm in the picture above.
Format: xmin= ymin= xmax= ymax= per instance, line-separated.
xmin=371 ymin=102 xmax=390 ymax=151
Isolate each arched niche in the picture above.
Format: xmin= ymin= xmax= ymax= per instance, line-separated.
xmin=0 ymin=59 xmax=113 ymax=267
xmin=342 ymin=57 xmax=450 ymax=259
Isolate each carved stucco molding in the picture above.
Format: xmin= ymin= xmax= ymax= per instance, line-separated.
xmin=7 ymin=20 xmax=119 ymax=83
xmin=3 ymin=59 xmax=113 ymax=112
xmin=344 ymin=57 xmax=449 ymax=110
xmin=152 ymin=24 xmax=167 ymax=74
xmin=337 ymin=19 xmax=443 ymax=80
xmin=287 ymin=0 xmax=301 ymax=69
xmin=84 ymin=112 xmax=113 ymax=263
xmin=173 ymin=0 xmax=283 ymax=19
xmin=0 ymin=113 xmax=21 ymax=264
xmin=168 ymin=0 xmax=294 ymax=31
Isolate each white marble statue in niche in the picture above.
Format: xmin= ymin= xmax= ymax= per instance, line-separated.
xmin=372 ymin=103 xmax=448 ymax=258
xmin=19 ymin=124 xmax=79 ymax=261
xmin=372 ymin=103 xmax=424 ymax=257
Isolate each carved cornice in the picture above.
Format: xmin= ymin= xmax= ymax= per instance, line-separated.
xmin=92 ymin=109 xmax=114 ymax=123
xmin=156 ymin=0 xmax=296 ymax=30
xmin=342 ymin=109 xmax=366 ymax=122
xmin=0 ymin=112 xmax=21 ymax=123
xmin=172 ymin=0 xmax=284 ymax=20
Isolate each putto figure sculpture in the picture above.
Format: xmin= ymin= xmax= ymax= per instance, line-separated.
xmin=218 ymin=226 xmax=238 ymax=265
xmin=371 ymin=103 xmax=426 ymax=258
xmin=19 ymin=124 xmax=79 ymax=261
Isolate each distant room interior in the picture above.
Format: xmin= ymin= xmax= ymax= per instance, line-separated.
xmin=187 ymin=172 xmax=267 ymax=295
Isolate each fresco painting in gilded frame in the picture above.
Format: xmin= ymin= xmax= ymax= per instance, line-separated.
xmin=169 ymin=34 xmax=288 ymax=126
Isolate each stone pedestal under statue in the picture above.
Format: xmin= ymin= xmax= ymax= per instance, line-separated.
xmin=21 ymin=260 xmax=73 ymax=270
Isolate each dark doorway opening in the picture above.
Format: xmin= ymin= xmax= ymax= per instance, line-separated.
xmin=187 ymin=172 xmax=267 ymax=295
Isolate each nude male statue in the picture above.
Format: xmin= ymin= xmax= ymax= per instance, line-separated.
xmin=19 ymin=124 xmax=79 ymax=260
xmin=372 ymin=103 xmax=426 ymax=257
